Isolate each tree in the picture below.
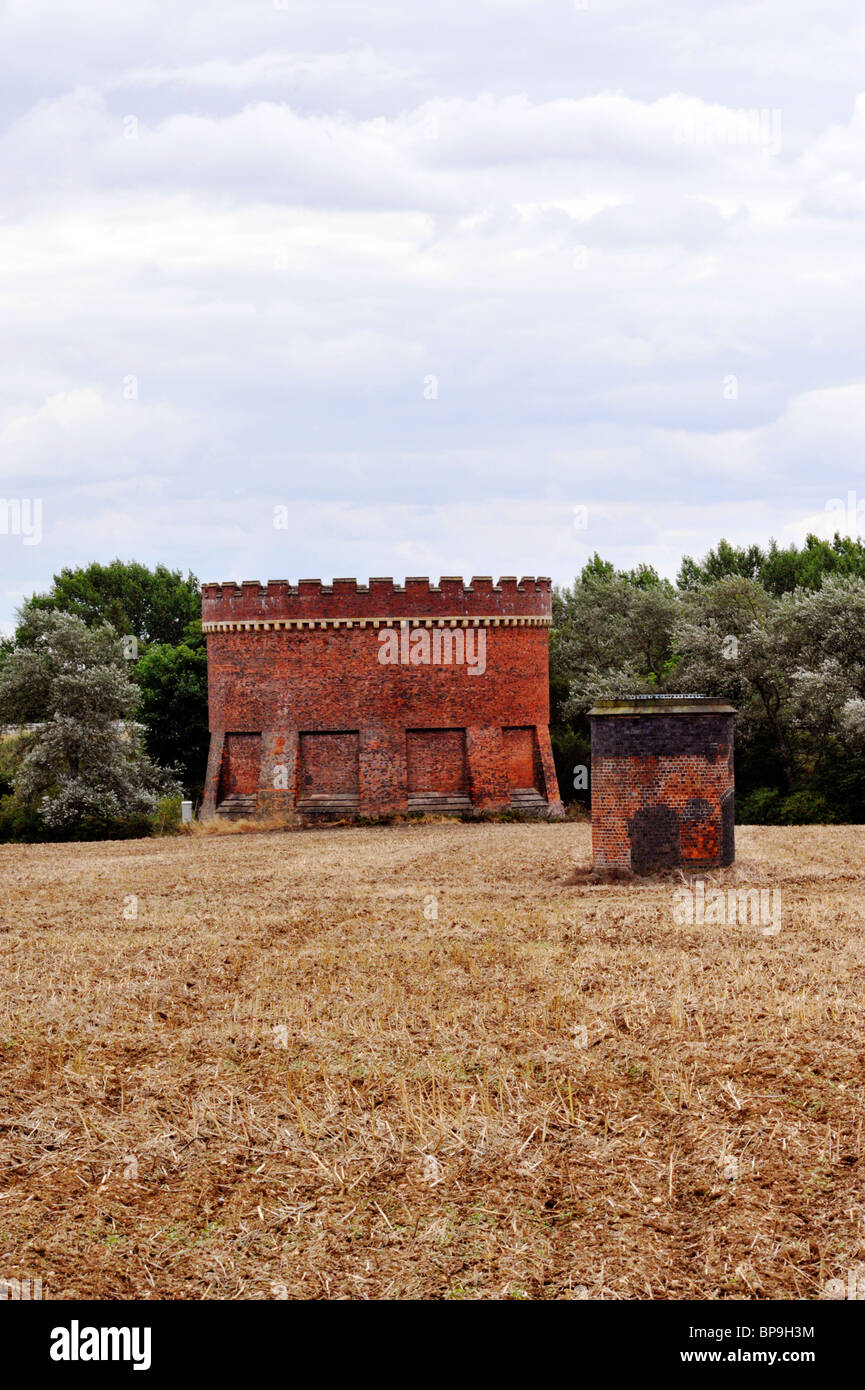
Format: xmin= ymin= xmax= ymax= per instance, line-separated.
xmin=20 ymin=560 xmax=208 ymax=797
xmin=670 ymin=572 xmax=865 ymax=801
xmin=784 ymin=575 xmax=865 ymax=697
xmin=137 ymin=638 xmax=210 ymax=799
xmin=672 ymin=578 xmax=799 ymax=789
xmin=678 ymin=533 xmax=865 ymax=597
xmin=782 ymin=577 xmax=865 ymax=816
xmin=549 ymin=544 xmax=865 ymax=820
xmin=552 ymin=556 xmax=679 ymax=720
xmin=549 ymin=557 xmax=679 ymax=801
xmin=25 ymin=560 xmax=200 ymax=646
xmin=0 ymin=607 xmax=178 ymax=832
xmin=678 ymin=539 xmax=765 ymax=591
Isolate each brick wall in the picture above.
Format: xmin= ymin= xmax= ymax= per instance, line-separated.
xmin=201 ymin=576 xmax=562 ymax=819
xmin=589 ymin=700 xmax=735 ymax=873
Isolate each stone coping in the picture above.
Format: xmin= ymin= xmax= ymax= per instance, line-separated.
xmin=589 ymin=697 xmax=736 ymax=716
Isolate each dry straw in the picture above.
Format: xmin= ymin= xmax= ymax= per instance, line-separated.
xmin=0 ymin=823 xmax=861 ymax=1299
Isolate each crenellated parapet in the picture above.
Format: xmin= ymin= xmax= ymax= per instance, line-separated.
xmin=201 ymin=576 xmax=553 ymax=631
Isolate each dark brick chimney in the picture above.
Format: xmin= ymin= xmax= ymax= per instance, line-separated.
xmin=589 ymin=696 xmax=735 ymax=874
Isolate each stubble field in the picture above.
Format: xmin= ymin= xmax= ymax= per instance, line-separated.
xmin=0 ymin=821 xmax=863 ymax=1300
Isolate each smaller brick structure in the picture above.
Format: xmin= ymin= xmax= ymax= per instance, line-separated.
xmin=589 ymin=695 xmax=735 ymax=874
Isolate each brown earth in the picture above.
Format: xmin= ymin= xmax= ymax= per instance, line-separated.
xmin=0 ymin=822 xmax=863 ymax=1300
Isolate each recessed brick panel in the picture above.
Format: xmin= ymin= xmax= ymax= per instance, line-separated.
xmin=629 ymin=804 xmax=680 ymax=874
xmin=218 ymin=733 xmax=262 ymax=799
xmin=407 ymin=729 xmax=466 ymax=794
xmin=299 ymin=732 xmax=359 ymax=796
xmin=503 ymin=726 xmax=540 ymax=790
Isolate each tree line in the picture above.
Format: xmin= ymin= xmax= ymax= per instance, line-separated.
xmin=0 ymin=537 xmax=863 ymax=838
xmin=550 ymin=533 xmax=865 ymax=824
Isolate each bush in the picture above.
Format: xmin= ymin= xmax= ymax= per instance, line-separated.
xmin=150 ymin=794 xmax=184 ymax=836
xmin=777 ymin=789 xmax=838 ymax=825
xmin=71 ymin=812 xmax=153 ymax=841
xmin=0 ymin=793 xmax=48 ymax=843
xmin=736 ymin=785 xmax=838 ymax=825
xmin=736 ymin=787 xmax=782 ymax=824
xmin=0 ymin=790 xmax=188 ymax=843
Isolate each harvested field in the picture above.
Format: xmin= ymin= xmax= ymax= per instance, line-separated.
xmin=0 ymin=822 xmax=863 ymax=1300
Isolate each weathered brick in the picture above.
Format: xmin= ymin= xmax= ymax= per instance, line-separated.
xmin=589 ymin=697 xmax=735 ymax=874
xmin=201 ymin=576 xmax=562 ymax=819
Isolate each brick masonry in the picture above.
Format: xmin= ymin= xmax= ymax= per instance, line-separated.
xmin=589 ymin=698 xmax=735 ymax=873
xmin=201 ymin=576 xmax=563 ymax=820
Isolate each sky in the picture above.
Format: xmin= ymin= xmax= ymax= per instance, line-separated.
xmin=2 ymin=0 xmax=865 ymax=630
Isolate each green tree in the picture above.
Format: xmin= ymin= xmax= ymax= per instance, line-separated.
xmin=549 ymin=557 xmax=679 ymax=800
xmin=21 ymin=560 xmax=207 ymax=797
xmin=549 ymin=545 xmax=865 ymax=821
xmin=678 ymin=539 xmax=766 ymax=590
xmin=0 ymin=606 xmax=178 ymax=833
xmin=25 ymin=560 xmax=200 ymax=646
xmin=137 ymin=638 xmax=210 ymax=799
xmin=672 ymin=572 xmax=865 ymax=805
xmin=673 ymin=578 xmax=799 ymax=789
xmin=553 ymin=556 xmax=679 ymax=720
xmin=678 ymin=533 xmax=865 ymax=597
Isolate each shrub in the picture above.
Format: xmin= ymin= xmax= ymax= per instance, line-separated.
xmin=736 ymin=787 xmax=782 ymax=824
xmin=0 ymin=793 xmax=48 ymax=843
xmin=737 ymin=785 xmax=838 ymax=825
xmin=150 ymin=794 xmax=184 ymax=836
xmin=777 ymin=789 xmax=838 ymax=825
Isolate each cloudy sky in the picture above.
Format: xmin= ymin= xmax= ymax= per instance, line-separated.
xmin=1 ymin=0 xmax=864 ymax=629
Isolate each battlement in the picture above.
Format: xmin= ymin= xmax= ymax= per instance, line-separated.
xmin=201 ymin=576 xmax=553 ymax=628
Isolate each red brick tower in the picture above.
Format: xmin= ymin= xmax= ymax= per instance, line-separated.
xmin=589 ymin=696 xmax=735 ymax=874
xmin=201 ymin=576 xmax=562 ymax=821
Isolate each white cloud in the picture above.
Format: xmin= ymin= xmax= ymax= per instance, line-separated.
xmin=0 ymin=389 xmax=200 ymax=482
xmin=110 ymin=48 xmax=415 ymax=97
xmin=1 ymin=3 xmax=865 ymax=626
